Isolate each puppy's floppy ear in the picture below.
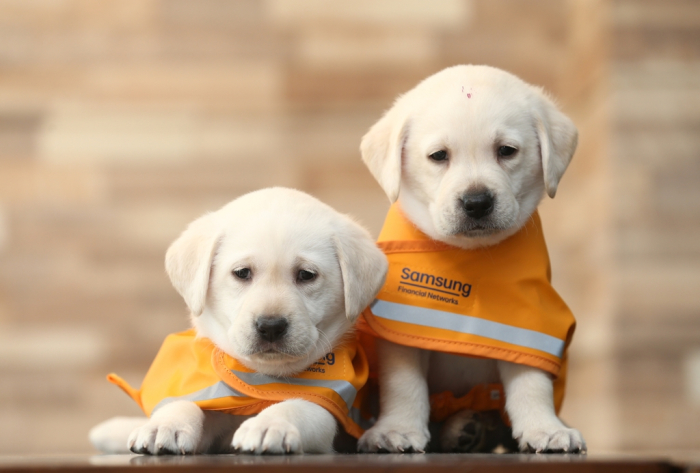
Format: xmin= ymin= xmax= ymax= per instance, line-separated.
xmin=360 ymin=101 xmax=409 ymax=203
xmin=165 ymin=212 xmax=221 ymax=316
xmin=532 ymin=88 xmax=578 ymax=198
xmin=333 ymin=217 xmax=388 ymax=322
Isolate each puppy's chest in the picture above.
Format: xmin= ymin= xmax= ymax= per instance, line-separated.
xmin=426 ymin=352 xmax=500 ymax=398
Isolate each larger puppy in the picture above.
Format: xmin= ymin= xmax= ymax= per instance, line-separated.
xmin=90 ymin=188 xmax=387 ymax=454
xmin=357 ymin=65 xmax=585 ymax=453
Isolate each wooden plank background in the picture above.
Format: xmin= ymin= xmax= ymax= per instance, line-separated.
xmin=0 ymin=0 xmax=697 ymax=455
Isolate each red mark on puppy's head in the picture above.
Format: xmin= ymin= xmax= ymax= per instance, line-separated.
xmin=467 ymin=93 xmax=472 ymax=98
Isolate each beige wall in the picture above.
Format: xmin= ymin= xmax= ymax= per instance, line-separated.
xmin=0 ymin=0 xmax=697 ymax=454
xmin=611 ymin=0 xmax=700 ymax=452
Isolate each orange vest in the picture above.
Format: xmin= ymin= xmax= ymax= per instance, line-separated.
xmin=108 ymin=329 xmax=369 ymax=438
xmin=358 ymin=204 xmax=575 ymax=422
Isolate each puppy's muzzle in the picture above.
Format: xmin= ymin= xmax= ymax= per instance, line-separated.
xmin=255 ymin=316 xmax=289 ymax=343
xmin=461 ymin=191 xmax=494 ymax=220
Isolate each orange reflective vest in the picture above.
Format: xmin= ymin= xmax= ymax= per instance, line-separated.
xmin=358 ymin=204 xmax=575 ymax=422
xmin=108 ymin=329 xmax=369 ymax=438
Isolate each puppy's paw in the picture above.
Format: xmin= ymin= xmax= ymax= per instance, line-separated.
xmin=440 ymin=409 xmax=518 ymax=453
xmin=232 ymin=416 xmax=302 ymax=454
xmin=89 ymin=417 xmax=148 ymax=454
xmin=515 ymin=422 xmax=586 ymax=453
xmin=127 ymin=402 xmax=205 ymax=455
xmin=440 ymin=410 xmax=486 ymax=453
xmin=357 ymin=421 xmax=430 ymax=453
xmin=127 ymin=419 xmax=202 ymax=455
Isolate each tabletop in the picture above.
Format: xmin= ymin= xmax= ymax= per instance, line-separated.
xmin=0 ymin=453 xmax=695 ymax=473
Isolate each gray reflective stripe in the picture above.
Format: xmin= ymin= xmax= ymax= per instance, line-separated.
xmin=230 ymin=370 xmax=357 ymax=410
xmin=153 ymin=381 xmax=245 ymax=413
xmin=371 ymin=299 xmax=565 ymax=358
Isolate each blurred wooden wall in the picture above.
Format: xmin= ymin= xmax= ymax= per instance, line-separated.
xmin=0 ymin=0 xmax=697 ymax=455
xmin=611 ymin=0 xmax=700 ymax=452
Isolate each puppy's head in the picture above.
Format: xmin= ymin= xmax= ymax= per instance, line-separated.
xmin=165 ymin=187 xmax=387 ymax=377
xmin=361 ymin=65 xmax=578 ymax=248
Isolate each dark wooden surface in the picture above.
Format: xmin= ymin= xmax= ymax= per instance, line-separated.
xmin=0 ymin=454 xmax=691 ymax=473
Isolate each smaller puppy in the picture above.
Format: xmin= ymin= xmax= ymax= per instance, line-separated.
xmin=90 ymin=187 xmax=387 ymax=454
xmin=356 ymin=65 xmax=585 ymax=453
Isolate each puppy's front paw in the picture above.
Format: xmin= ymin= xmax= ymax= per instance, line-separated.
xmin=127 ymin=418 xmax=202 ymax=455
xmin=515 ymin=421 xmax=586 ymax=453
xmin=357 ymin=421 xmax=430 ymax=453
xmin=232 ymin=416 xmax=302 ymax=454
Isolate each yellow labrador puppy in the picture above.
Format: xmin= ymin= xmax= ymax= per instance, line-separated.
xmin=90 ymin=188 xmax=387 ymax=454
xmin=357 ymin=65 xmax=586 ymax=453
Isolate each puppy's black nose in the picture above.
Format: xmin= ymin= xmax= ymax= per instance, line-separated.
xmin=461 ymin=192 xmax=494 ymax=220
xmin=255 ymin=316 xmax=289 ymax=342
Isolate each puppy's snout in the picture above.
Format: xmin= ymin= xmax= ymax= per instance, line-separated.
xmin=461 ymin=192 xmax=494 ymax=220
xmin=255 ymin=316 xmax=289 ymax=342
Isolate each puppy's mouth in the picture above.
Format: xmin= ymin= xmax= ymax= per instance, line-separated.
xmin=253 ymin=351 xmax=301 ymax=362
xmin=450 ymin=210 xmax=516 ymax=238
xmin=246 ymin=341 xmax=306 ymax=361
xmin=454 ymin=221 xmax=504 ymax=237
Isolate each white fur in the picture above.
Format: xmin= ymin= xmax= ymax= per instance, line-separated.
xmin=357 ymin=65 xmax=585 ymax=453
xmin=90 ymin=187 xmax=388 ymax=455
xmin=89 ymin=417 xmax=148 ymax=454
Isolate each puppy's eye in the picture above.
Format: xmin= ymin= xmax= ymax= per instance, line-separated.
xmin=497 ymin=146 xmax=518 ymax=158
xmin=428 ymin=150 xmax=448 ymax=162
xmin=233 ymin=268 xmax=251 ymax=280
xmin=297 ymin=270 xmax=316 ymax=282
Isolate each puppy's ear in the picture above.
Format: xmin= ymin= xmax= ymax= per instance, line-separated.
xmin=165 ymin=212 xmax=221 ymax=316
xmin=360 ymin=102 xmax=409 ymax=203
xmin=333 ymin=218 xmax=388 ymax=322
xmin=533 ymin=89 xmax=578 ymax=198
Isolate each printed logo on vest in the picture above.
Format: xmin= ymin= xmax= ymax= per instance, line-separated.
xmin=306 ymin=352 xmax=335 ymax=374
xmin=398 ymin=267 xmax=472 ymax=306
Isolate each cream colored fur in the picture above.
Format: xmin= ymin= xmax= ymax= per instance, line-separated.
xmin=89 ymin=187 xmax=387 ymax=455
xmin=357 ymin=65 xmax=585 ymax=453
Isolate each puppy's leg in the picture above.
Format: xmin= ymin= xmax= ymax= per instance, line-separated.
xmin=90 ymin=417 xmax=149 ymax=453
xmin=357 ymin=340 xmax=430 ymax=453
xmin=128 ymin=401 xmax=204 ymax=454
xmin=498 ymin=361 xmax=586 ymax=453
xmin=128 ymin=400 xmax=237 ymax=454
xmin=232 ymin=399 xmax=336 ymax=454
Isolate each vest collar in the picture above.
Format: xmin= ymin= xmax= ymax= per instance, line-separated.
xmin=377 ymin=203 xmax=542 ymax=255
xmin=377 ymin=204 xmax=453 ymax=253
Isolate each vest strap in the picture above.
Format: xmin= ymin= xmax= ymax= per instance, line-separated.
xmin=151 ymin=381 xmax=246 ymax=414
xmin=228 ymin=369 xmax=358 ymax=411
